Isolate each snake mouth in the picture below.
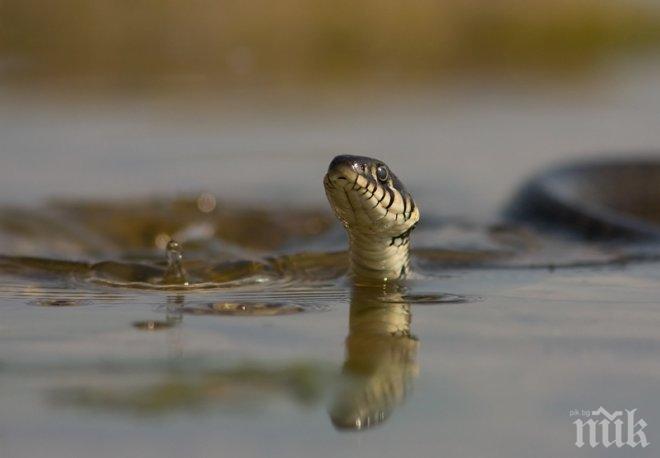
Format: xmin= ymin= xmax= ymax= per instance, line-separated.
xmin=324 ymin=155 xmax=419 ymax=237
xmin=324 ymin=160 xmax=360 ymax=186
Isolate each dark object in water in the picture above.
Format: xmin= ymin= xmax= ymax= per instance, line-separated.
xmin=32 ymin=298 xmax=89 ymax=307
xmin=506 ymin=157 xmax=660 ymax=241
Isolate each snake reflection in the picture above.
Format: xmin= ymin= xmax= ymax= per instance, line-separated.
xmin=330 ymin=284 xmax=418 ymax=431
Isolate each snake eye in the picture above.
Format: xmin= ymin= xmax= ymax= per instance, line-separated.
xmin=376 ymin=165 xmax=389 ymax=182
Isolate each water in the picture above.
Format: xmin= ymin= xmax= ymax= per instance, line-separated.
xmin=2 ymin=66 xmax=660 ymax=458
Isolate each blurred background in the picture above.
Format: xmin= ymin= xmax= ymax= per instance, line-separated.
xmin=2 ymin=0 xmax=660 ymax=219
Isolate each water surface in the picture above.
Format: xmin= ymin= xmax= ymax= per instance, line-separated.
xmin=2 ymin=68 xmax=660 ymax=458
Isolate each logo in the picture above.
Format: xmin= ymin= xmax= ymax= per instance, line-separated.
xmin=570 ymin=407 xmax=650 ymax=448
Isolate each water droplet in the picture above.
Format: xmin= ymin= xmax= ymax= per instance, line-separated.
xmin=162 ymin=240 xmax=188 ymax=285
xmin=196 ymin=192 xmax=217 ymax=213
xmin=154 ymin=233 xmax=171 ymax=250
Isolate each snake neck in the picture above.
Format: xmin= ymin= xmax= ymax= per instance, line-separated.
xmin=347 ymin=230 xmax=412 ymax=281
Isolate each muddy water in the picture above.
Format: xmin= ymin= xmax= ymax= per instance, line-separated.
xmin=2 ymin=68 xmax=660 ymax=458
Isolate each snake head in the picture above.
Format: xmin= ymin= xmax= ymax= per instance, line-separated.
xmin=324 ymin=155 xmax=420 ymax=238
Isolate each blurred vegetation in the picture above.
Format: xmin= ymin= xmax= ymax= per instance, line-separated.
xmin=1 ymin=0 xmax=660 ymax=88
xmin=51 ymin=363 xmax=328 ymax=415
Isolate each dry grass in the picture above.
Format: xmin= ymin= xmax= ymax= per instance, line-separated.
xmin=1 ymin=0 xmax=659 ymax=87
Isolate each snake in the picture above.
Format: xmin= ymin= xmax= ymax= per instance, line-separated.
xmin=506 ymin=157 xmax=660 ymax=241
xmin=325 ymin=154 xmax=660 ymax=281
xmin=3 ymin=154 xmax=660 ymax=285
xmin=324 ymin=155 xmax=420 ymax=281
